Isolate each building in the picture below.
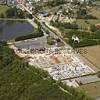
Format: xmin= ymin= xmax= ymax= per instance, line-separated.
xmin=17 ymin=0 xmax=26 ymax=4
xmin=0 ymin=0 xmax=18 ymax=5
xmin=0 ymin=0 xmax=7 ymax=4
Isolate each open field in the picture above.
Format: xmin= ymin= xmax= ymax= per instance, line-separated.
xmin=0 ymin=5 xmax=10 ymax=15
xmin=87 ymin=19 xmax=100 ymax=25
xmin=76 ymin=19 xmax=89 ymax=30
xmin=78 ymin=81 xmax=100 ymax=99
xmin=80 ymin=45 xmax=100 ymax=70
xmin=76 ymin=19 xmax=100 ymax=30
xmin=89 ymin=7 xmax=100 ymax=19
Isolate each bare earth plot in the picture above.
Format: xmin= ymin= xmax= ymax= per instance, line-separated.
xmin=80 ymin=45 xmax=100 ymax=70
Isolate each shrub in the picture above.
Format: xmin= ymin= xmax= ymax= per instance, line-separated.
xmin=15 ymin=32 xmax=44 ymax=41
xmin=47 ymin=37 xmax=55 ymax=45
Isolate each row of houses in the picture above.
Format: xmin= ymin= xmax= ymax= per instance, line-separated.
xmin=0 ymin=0 xmax=91 ymax=5
xmin=34 ymin=0 xmax=90 ymax=3
xmin=0 ymin=0 xmax=26 ymax=5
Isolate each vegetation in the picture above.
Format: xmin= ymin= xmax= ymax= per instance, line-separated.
xmin=51 ymin=21 xmax=79 ymax=30
xmin=46 ymin=0 xmax=66 ymax=7
xmin=0 ymin=6 xmax=32 ymax=19
xmin=0 ymin=43 xmax=93 ymax=100
xmin=97 ymin=73 xmax=100 ymax=78
xmin=77 ymin=8 xmax=97 ymax=19
xmin=47 ymin=37 xmax=55 ymax=45
xmin=77 ymin=14 xmax=97 ymax=19
xmin=15 ymin=30 xmax=44 ymax=41
xmin=0 ymin=5 xmax=10 ymax=17
xmin=79 ymin=81 xmax=100 ymax=99
xmin=64 ymin=30 xmax=100 ymax=48
xmin=90 ymin=24 xmax=100 ymax=32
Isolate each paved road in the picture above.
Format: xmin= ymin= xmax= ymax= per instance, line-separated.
xmin=27 ymin=18 xmax=38 ymax=28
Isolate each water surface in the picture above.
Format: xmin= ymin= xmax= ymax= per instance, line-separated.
xmin=0 ymin=20 xmax=33 ymax=41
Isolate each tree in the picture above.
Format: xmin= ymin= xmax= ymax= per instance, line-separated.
xmin=90 ymin=25 xmax=98 ymax=32
xmin=0 ymin=13 xmax=5 ymax=18
xmin=47 ymin=37 xmax=55 ymax=45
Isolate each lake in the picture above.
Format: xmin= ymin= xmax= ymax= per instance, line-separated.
xmin=0 ymin=20 xmax=34 ymax=41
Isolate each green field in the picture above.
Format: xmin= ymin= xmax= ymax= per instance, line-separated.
xmin=0 ymin=5 xmax=10 ymax=15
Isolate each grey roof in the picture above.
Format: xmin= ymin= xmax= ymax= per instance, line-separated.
xmin=75 ymin=75 xmax=100 ymax=84
xmin=15 ymin=36 xmax=55 ymax=49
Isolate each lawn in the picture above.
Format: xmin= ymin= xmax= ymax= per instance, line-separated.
xmin=0 ymin=5 xmax=10 ymax=15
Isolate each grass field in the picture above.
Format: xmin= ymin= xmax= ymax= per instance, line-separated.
xmin=78 ymin=81 xmax=100 ymax=99
xmin=80 ymin=45 xmax=100 ymax=70
xmin=0 ymin=5 xmax=10 ymax=15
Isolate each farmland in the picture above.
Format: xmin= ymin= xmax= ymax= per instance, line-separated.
xmin=78 ymin=45 xmax=100 ymax=99
xmin=80 ymin=45 xmax=100 ymax=70
xmin=79 ymin=81 xmax=100 ymax=99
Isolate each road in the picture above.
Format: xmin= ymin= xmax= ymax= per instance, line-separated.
xmin=27 ymin=18 xmax=38 ymax=28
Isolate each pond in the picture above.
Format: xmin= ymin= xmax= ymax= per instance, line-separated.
xmin=0 ymin=20 xmax=34 ymax=41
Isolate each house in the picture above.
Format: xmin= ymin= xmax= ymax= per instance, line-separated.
xmin=72 ymin=35 xmax=80 ymax=43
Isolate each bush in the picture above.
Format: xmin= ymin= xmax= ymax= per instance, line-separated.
xmin=47 ymin=37 xmax=55 ymax=45
xmin=90 ymin=25 xmax=98 ymax=32
xmin=77 ymin=14 xmax=97 ymax=19
xmin=97 ymin=73 xmax=100 ymax=78
xmin=0 ymin=13 xmax=5 ymax=18
xmin=0 ymin=41 xmax=7 ymax=47
xmin=5 ymin=7 xmax=25 ymax=18
xmin=51 ymin=21 xmax=79 ymax=30
xmin=15 ymin=32 xmax=44 ymax=41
